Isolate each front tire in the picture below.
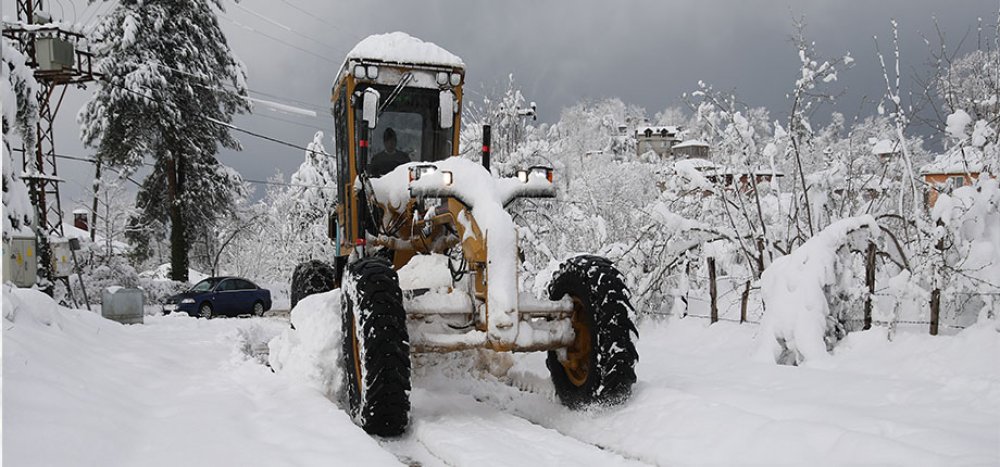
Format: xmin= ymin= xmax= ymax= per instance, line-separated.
xmin=199 ymin=303 xmax=214 ymax=319
xmin=546 ymin=255 xmax=638 ymax=408
xmin=291 ymin=260 xmax=340 ymax=309
xmin=342 ymin=257 xmax=410 ymax=436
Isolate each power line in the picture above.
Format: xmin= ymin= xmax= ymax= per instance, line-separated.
xmin=26 ymin=149 xmax=336 ymax=190
xmin=145 ymin=61 xmax=329 ymax=116
xmin=218 ymin=14 xmax=339 ymax=65
xmin=231 ymin=2 xmax=339 ymax=56
xmin=251 ymin=111 xmax=329 ymax=133
xmin=277 ymin=0 xmax=346 ymax=37
xmin=247 ymin=87 xmax=329 ymax=115
xmin=99 ymin=76 xmax=332 ymax=158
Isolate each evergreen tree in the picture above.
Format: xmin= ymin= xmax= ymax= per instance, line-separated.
xmin=79 ymin=0 xmax=250 ymax=281
xmin=2 ymin=36 xmax=38 ymax=242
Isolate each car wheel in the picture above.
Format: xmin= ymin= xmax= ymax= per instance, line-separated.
xmin=200 ymin=303 xmax=214 ymax=319
xmin=253 ymin=301 xmax=265 ymax=317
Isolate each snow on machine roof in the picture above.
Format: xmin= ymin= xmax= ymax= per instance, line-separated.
xmin=343 ymin=32 xmax=464 ymax=69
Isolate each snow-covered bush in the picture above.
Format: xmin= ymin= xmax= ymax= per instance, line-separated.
xmin=757 ymin=216 xmax=879 ymax=365
xmin=928 ymin=177 xmax=1000 ymax=321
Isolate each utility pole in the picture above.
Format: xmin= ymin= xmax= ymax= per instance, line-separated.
xmin=4 ymin=0 xmax=100 ymax=294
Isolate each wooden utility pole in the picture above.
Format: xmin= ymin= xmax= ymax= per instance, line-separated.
xmin=864 ymin=242 xmax=876 ymax=330
xmin=708 ymin=257 xmax=718 ymax=323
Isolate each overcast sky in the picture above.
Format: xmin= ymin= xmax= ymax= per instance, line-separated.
xmin=2 ymin=0 xmax=995 ymax=212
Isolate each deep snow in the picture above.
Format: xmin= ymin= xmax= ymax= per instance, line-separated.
xmin=4 ymin=285 xmax=999 ymax=466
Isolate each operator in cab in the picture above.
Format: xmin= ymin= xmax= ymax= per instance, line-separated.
xmin=369 ymin=127 xmax=410 ymax=178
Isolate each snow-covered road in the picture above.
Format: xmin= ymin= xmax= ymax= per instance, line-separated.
xmin=4 ymin=287 xmax=999 ymax=466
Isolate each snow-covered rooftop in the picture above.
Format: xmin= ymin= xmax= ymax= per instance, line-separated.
xmin=344 ymin=32 xmax=464 ymax=68
xmin=673 ymin=139 xmax=709 ymax=149
xmin=675 ymin=158 xmax=717 ymax=170
xmin=921 ymin=146 xmax=986 ymax=175
xmin=636 ymin=126 xmax=680 ymax=137
xmin=871 ymin=139 xmax=898 ymax=155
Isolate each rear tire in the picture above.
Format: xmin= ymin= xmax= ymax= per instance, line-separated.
xmin=290 ymin=260 xmax=339 ymax=309
xmin=342 ymin=257 xmax=410 ymax=436
xmin=253 ymin=301 xmax=265 ymax=317
xmin=546 ymin=255 xmax=638 ymax=408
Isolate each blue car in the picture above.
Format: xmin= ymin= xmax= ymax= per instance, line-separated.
xmin=163 ymin=276 xmax=272 ymax=318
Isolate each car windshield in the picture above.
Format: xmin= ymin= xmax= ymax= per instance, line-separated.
xmin=190 ymin=278 xmax=221 ymax=292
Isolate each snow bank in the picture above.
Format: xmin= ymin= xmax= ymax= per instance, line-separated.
xmin=4 ymin=285 xmax=398 ymax=466
xmin=345 ymin=31 xmax=464 ymax=67
xmin=268 ymin=289 xmax=344 ymax=400
xmin=757 ymin=215 xmax=878 ymax=365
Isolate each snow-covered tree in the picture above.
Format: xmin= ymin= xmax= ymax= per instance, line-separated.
xmin=78 ymin=0 xmax=250 ymax=282
xmin=2 ymin=36 xmax=38 ymax=243
xmin=218 ymin=133 xmax=337 ymax=284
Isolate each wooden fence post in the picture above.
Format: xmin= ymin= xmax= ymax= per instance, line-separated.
xmin=708 ymin=257 xmax=718 ymax=323
xmin=740 ymin=280 xmax=750 ymax=323
xmin=864 ymin=242 xmax=876 ymax=330
xmin=930 ymin=288 xmax=940 ymax=336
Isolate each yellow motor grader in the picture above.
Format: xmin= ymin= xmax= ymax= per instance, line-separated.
xmin=291 ymin=32 xmax=637 ymax=436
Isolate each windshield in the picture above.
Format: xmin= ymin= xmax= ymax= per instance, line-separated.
xmin=359 ymin=85 xmax=453 ymax=171
xmin=190 ymin=278 xmax=222 ymax=292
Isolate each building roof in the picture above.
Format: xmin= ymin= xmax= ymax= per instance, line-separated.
xmin=871 ymin=139 xmax=899 ymax=155
xmin=921 ymin=146 xmax=985 ymax=175
xmin=636 ymin=126 xmax=680 ymax=137
xmin=673 ymin=139 xmax=710 ymax=149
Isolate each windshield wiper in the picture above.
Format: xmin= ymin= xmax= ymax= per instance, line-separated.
xmin=377 ymin=72 xmax=413 ymax=116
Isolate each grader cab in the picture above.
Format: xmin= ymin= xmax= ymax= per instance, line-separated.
xmin=291 ymin=32 xmax=637 ymax=436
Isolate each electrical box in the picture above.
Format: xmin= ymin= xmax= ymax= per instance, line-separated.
xmin=102 ymin=287 xmax=144 ymax=325
xmin=50 ymin=239 xmax=74 ymax=278
xmin=3 ymin=236 xmax=38 ymax=287
xmin=35 ymin=37 xmax=75 ymax=72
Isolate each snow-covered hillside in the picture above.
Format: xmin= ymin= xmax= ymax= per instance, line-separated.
xmin=5 ymin=286 xmax=997 ymax=466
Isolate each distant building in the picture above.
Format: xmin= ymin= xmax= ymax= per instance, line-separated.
xmin=920 ymin=147 xmax=991 ymax=207
xmin=672 ymin=139 xmax=710 ymax=159
xmin=672 ymin=158 xmax=783 ymax=194
xmin=636 ymin=126 xmax=681 ymax=159
xmin=871 ymin=138 xmax=900 ymax=163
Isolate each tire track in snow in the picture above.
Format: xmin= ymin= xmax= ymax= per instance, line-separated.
xmin=392 ymin=385 xmax=649 ymax=467
xmin=456 ymin=379 xmax=659 ymax=466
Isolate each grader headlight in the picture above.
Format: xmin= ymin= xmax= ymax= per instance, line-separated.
xmin=409 ymin=164 xmax=438 ymax=182
xmin=530 ymin=166 xmax=554 ymax=183
xmin=517 ymin=166 xmax=554 ymax=183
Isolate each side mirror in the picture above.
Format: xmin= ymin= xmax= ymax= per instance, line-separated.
xmin=362 ymin=88 xmax=379 ymax=129
xmin=439 ymin=90 xmax=454 ymax=129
